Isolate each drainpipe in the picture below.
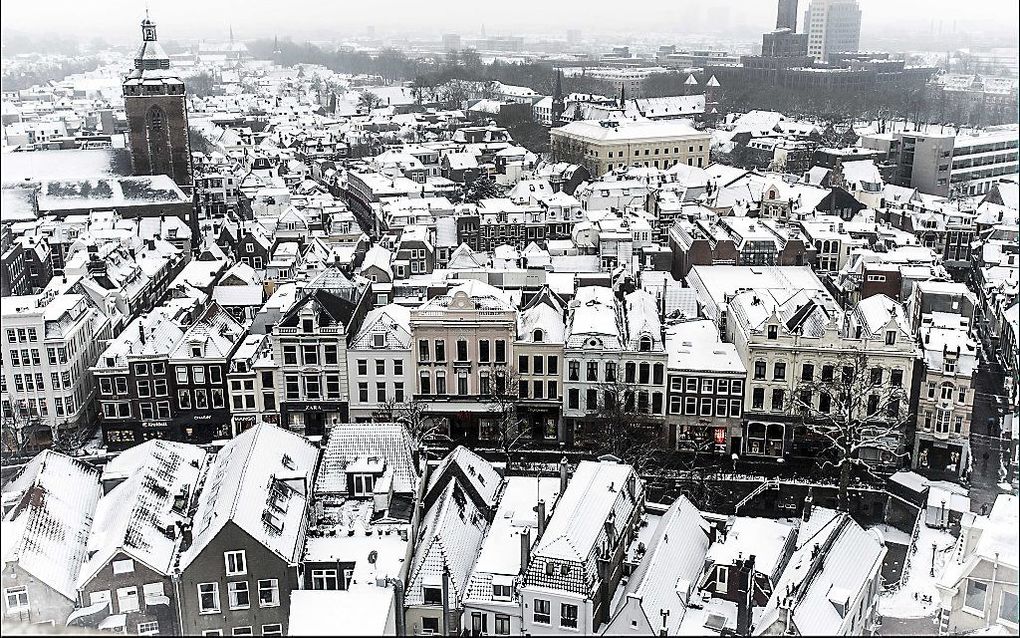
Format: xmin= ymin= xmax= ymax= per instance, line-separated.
xmin=559 ymin=456 xmax=569 ymax=495
xmin=387 ymin=577 xmax=406 ymax=637
xmin=172 ymin=570 xmax=185 ymax=636
xmin=441 ymin=566 xmax=451 ymax=636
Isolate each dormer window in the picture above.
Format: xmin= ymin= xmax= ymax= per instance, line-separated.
xmin=533 ymin=329 xmax=544 ymax=343
xmin=303 ymin=319 xmax=314 ymax=333
xmin=767 ymin=325 xmax=779 ymax=340
xmin=885 ymin=330 xmax=896 ymax=345
xmin=191 ymin=346 xmax=202 ymax=357
xmin=351 ymin=474 xmax=375 ymax=496
xmin=373 ymin=334 xmax=386 ymax=348
xmin=639 ymin=336 xmax=653 ymax=352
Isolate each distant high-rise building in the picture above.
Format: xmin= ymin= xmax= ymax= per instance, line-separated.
xmin=122 ymin=15 xmax=193 ymax=190
xmin=804 ymin=0 xmax=861 ymax=61
xmin=777 ymin=0 xmax=799 ymax=31
xmin=442 ymin=33 xmax=461 ymax=52
xmin=566 ymin=29 xmax=581 ymax=44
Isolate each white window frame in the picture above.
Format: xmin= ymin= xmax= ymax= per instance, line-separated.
xmin=4 ymin=586 xmax=29 ymax=612
xmin=258 ymin=579 xmax=280 ymax=608
xmin=533 ymin=598 xmax=551 ymax=625
xmin=227 ymin=581 xmax=250 ymax=610
xmin=198 ymin=582 xmax=221 ymax=614
xmin=224 ymin=550 xmax=247 ymax=576
xmin=113 ymin=559 xmax=135 ymax=574
xmin=117 ymin=586 xmax=140 ymax=613
xmin=137 ymin=621 xmax=159 ymax=635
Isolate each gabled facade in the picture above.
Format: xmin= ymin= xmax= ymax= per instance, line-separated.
xmin=519 ymin=459 xmax=644 ymax=635
xmin=346 ymin=304 xmax=413 ymax=422
xmin=272 ymin=270 xmax=372 ymax=437
xmin=1 ymin=451 xmax=102 ymax=627
xmin=70 ymin=440 xmax=207 ymax=636
xmin=409 ymin=280 xmax=517 ymax=443
xmin=174 ymin=424 xmax=318 ymax=637
xmin=168 ymin=303 xmax=246 ymax=443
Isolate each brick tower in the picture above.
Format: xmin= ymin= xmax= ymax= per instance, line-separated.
xmin=123 ymin=15 xmax=193 ymax=190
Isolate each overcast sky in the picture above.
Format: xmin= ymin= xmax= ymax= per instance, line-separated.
xmin=1 ymin=0 xmax=1017 ymax=45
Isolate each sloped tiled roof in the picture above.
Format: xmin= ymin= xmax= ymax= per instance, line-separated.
xmin=178 ymin=424 xmax=318 ymax=570
xmin=405 ymin=479 xmax=488 ymax=606
xmin=617 ymin=496 xmax=710 ymax=633
xmin=79 ymin=440 xmax=207 ymax=585
xmin=1 ymin=451 xmax=102 ymax=600
xmin=317 ymin=423 xmax=418 ymax=495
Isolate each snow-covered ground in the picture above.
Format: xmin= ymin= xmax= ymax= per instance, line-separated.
xmin=878 ymin=522 xmax=957 ymax=619
xmin=869 ymin=523 xmax=913 ymax=547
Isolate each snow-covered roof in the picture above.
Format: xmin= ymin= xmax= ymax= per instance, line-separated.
xmin=615 ymin=495 xmax=711 ymax=633
xmin=555 ymin=119 xmax=705 ymax=143
xmin=531 ymin=460 xmax=639 ymax=563
xmin=350 ymin=303 xmax=412 ymax=350
xmin=664 ymin=320 xmax=745 ymax=374
xmin=755 ymin=510 xmax=885 ymax=636
xmin=360 ymin=244 xmax=393 ymax=280
xmin=566 ymin=286 xmax=624 ymax=349
xmin=464 ymin=477 xmax=562 ymax=603
xmin=167 ymin=302 xmax=244 ymax=361
xmin=707 ymin=517 xmax=795 ymax=582
xmin=518 ymin=302 xmax=566 ymax=344
xmin=316 ymin=423 xmax=418 ymax=495
xmin=1 ymin=451 xmax=102 ymax=600
xmin=288 ymin=587 xmax=395 ymax=636
xmin=79 ymin=440 xmax=207 ymax=585
xmin=35 ymin=176 xmax=188 ymax=212
xmin=405 ymin=478 xmax=488 ymax=606
xmin=178 ymin=424 xmax=318 ymax=570
xmin=425 ymin=446 xmax=501 ymax=509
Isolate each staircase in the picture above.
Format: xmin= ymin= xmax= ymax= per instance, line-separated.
xmin=734 ymin=478 xmax=780 ymax=514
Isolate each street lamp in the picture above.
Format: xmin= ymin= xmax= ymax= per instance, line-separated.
xmin=731 ymin=453 xmax=739 ymax=473
xmin=930 ymin=541 xmax=938 ymax=577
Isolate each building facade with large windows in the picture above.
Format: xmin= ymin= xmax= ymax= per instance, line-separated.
xmin=913 ymin=318 xmax=977 ymax=479
xmin=3 ymin=292 xmax=112 ymax=452
xmin=409 ymin=280 xmax=517 ymax=443
xmin=727 ymin=289 xmax=917 ymax=464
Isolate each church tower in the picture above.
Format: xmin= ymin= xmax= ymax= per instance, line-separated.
xmin=123 ymin=15 xmax=193 ymax=190
xmin=551 ymin=70 xmax=566 ymax=127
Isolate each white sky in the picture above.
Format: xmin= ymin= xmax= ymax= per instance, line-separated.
xmin=0 ymin=0 xmax=1017 ymax=43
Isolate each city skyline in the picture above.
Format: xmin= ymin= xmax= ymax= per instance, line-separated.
xmin=0 ymin=0 xmax=1017 ymax=46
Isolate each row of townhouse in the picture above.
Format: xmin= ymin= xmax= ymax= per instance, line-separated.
xmin=92 ymin=303 xmax=247 ymax=449
xmin=1 ymin=424 xmax=318 ymax=636
xmin=2 ymin=422 xmax=652 ymax=637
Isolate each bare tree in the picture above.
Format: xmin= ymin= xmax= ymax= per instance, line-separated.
xmin=486 ymin=366 xmax=529 ymax=471
xmin=357 ymin=90 xmax=383 ymax=113
xmin=789 ymin=350 xmax=911 ymax=511
xmin=576 ymin=377 xmax=665 ymax=474
xmin=374 ymin=396 xmax=447 ymax=462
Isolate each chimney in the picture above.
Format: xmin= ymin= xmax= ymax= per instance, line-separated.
xmin=735 ymin=554 xmax=756 ymax=635
xmin=559 ymin=457 xmax=569 ymax=495
xmin=520 ymin=528 xmax=532 ymax=573
xmin=802 ymin=487 xmax=814 ymax=522
xmin=537 ymin=499 xmax=547 ymax=537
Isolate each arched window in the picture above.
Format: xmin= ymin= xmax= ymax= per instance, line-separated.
xmin=939 ymin=382 xmax=955 ymax=401
xmin=533 ymin=329 xmax=544 ymax=343
xmin=639 ymin=335 xmax=652 ymax=352
xmin=148 ymin=106 xmax=165 ymax=132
